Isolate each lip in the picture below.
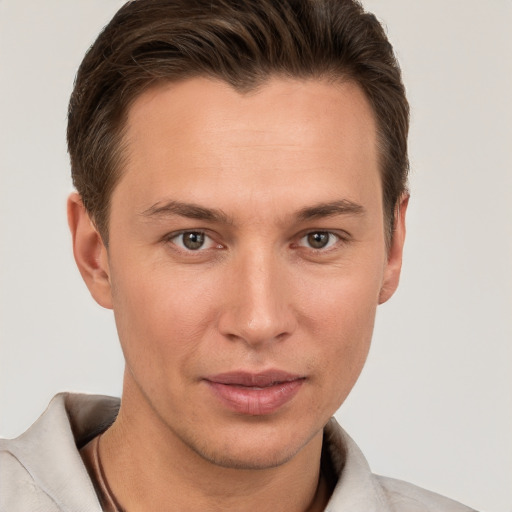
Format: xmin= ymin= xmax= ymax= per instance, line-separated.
xmin=204 ymin=370 xmax=305 ymax=416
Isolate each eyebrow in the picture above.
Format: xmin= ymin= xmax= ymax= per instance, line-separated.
xmin=295 ymin=199 xmax=365 ymax=221
xmin=140 ymin=200 xmax=230 ymax=223
xmin=140 ymin=198 xmax=364 ymax=224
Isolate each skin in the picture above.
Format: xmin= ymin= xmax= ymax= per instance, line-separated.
xmin=68 ymin=77 xmax=407 ymax=511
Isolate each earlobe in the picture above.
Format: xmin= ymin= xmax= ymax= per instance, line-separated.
xmin=67 ymin=192 xmax=113 ymax=309
xmin=378 ymin=194 xmax=409 ymax=305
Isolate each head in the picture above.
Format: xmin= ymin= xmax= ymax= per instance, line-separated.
xmin=67 ymin=0 xmax=409 ymax=471
xmin=68 ymin=0 xmax=409 ymax=245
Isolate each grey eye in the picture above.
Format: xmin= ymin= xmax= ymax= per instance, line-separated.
xmin=178 ymin=231 xmax=206 ymax=250
xmin=299 ymin=231 xmax=337 ymax=250
xmin=168 ymin=230 xmax=221 ymax=253
xmin=307 ymin=232 xmax=330 ymax=249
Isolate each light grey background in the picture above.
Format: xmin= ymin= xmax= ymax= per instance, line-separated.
xmin=0 ymin=1 xmax=510 ymax=511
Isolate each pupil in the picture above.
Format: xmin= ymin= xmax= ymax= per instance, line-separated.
xmin=183 ymin=232 xmax=204 ymax=250
xmin=308 ymin=232 xmax=329 ymax=249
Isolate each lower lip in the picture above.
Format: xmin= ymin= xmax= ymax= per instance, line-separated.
xmin=205 ymin=379 xmax=304 ymax=415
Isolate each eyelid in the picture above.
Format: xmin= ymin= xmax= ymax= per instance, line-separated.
xmin=164 ymin=229 xmax=222 ymax=252
xmin=161 ymin=228 xmax=351 ymax=253
xmin=294 ymin=229 xmax=351 ymax=251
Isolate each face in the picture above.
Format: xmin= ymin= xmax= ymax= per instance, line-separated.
xmin=71 ymin=77 xmax=406 ymax=470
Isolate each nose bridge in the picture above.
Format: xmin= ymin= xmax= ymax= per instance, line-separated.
xmin=219 ymin=242 xmax=296 ymax=346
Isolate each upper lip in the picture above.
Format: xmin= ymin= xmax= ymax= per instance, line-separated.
xmin=205 ymin=370 xmax=304 ymax=387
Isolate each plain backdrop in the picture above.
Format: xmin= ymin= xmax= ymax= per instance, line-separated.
xmin=0 ymin=1 xmax=511 ymax=511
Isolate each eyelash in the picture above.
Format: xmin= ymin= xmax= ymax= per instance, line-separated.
xmin=163 ymin=230 xmax=349 ymax=254
xmin=296 ymin=231 xmax=341 ymax=251
xmin=165 ymin=231 xmax=221 ymax=252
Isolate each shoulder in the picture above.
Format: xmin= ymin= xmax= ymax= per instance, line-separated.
xmin=323 ymin=418 xmax=478 ymax=512
xmin=0 ymin=448 xmax=60 ymax=512
xmin=0 ymin=392 xmax=119 ymax=512
xmin=375 ymin=475 xmax=478 ymax=512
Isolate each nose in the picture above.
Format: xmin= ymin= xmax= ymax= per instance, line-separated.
xmin=217 ymin=249 xmax=297 ymax=348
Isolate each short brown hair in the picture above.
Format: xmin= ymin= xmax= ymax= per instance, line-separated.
xmin=67 ymin=0 xmax=409 ymax=243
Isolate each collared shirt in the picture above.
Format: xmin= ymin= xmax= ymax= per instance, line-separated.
xmin=0 ymin=393 xmax=477 ymax=511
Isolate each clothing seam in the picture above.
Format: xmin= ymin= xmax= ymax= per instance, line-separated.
xmin=1 ymin=449 xmax=62 ymax=509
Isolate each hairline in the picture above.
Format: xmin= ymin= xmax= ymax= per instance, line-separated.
xmin=93 ymin=72 xmax=397 ymax=248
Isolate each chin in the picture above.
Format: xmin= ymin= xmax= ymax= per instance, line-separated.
xmin=180 ymin=419 xmax=322 ymax=471
xmin=190 ymin=440 xmax=300 ymax=470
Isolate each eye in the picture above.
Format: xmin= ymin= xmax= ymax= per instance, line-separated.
xmin=170 ymin=231 xmax=217 ymax=251
xmin=298 ymin=231 xmax=339 ymax=250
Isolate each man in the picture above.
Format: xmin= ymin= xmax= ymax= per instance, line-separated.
xmin=0 ymin=1 xmax=477 ymax=510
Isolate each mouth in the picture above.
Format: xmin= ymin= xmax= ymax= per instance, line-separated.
xmin=204 ymin=370 xmax=305 ymax=416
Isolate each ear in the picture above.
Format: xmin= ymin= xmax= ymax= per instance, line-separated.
xmin=67 ymin=192 xmax=113 ymax=309
xmin=378 ymin=194 xmax=409 ymax=304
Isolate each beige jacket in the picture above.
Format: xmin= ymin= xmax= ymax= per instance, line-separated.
xmin=0 ymin=393 xmax=476 ymax=511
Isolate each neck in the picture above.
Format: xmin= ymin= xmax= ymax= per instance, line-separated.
xmin=99 ymin=377 xmax=330 ymax=512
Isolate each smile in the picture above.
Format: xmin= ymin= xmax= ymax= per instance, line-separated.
xmin=204 ymin=371 xmax=305 ymax=415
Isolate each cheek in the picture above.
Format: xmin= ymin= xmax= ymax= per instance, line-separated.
xmin=110 ymin=265 xmax=218 ymax=379
xmin=300 ymin=269 xmax=381 ymax=403
xmin=312 ymin=290 xmax=376 ymax=371
xmin=299 ymin=257 xmax=382 ymax=338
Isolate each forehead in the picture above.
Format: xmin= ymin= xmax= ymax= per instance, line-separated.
xmin=125 ymin=77 xmax=376 ymax=157
xmin=114 ymin=76 xmax=380 ymax=219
